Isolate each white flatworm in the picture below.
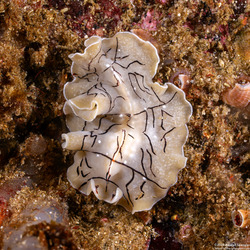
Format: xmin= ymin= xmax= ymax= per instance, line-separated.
xmin=62 ymin=32 xmax=192 ymax=213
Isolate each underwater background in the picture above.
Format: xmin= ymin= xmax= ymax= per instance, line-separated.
xmin=0 ymin=0 xmax=249 ymax=249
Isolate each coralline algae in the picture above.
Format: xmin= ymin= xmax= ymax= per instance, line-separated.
xmin=62 ymin=32 xmax=192 ymax=213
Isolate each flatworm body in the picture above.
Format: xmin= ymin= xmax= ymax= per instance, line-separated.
xmin=62 ymin=32 xmax=192 ymax=213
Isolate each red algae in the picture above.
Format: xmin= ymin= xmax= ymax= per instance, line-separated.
xmin=137 ymin=9 xmax=162 ymax=31
xmin=131 ymin=29 xmax=160 ymax=52
xmin=47 ymin=0 xmax=134 ymax=37
xmin=0 ymin=178 xmax=31 ymax=226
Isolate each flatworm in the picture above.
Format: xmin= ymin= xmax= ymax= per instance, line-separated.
xmin=62 ymin=32 xmax=192 ymax=213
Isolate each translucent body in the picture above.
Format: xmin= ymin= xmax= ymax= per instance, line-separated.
xmin=62 ymin=32 xmax=192 ymax=213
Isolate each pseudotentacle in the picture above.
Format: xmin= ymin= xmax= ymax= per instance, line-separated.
xmin=62 ymin=32 xmax=192 ymax=213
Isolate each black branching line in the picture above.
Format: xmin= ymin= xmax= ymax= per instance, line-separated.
xmin=111 ymin=65 xmax=127 ymax=87
xmin=82 ymin=121 xmax=87 ymax=131
xmin=73 ymin=73 xmax=90 ymax=82
xmin=98 ymin=123 xmax=121 ymax=135
xmin=143 ymin=132 xmax=156 ymax=155
xmin=81 ymin=170 xmax=89 ymax=178
xmin=77 ymin=176 xmax=130 ymax=205
xmin=114 ymin=37 xmax=119 ymax=60
xmin=85 ymin=83 xmax=98 ymax=95
xmin=146 ymin=149 xmax=156 ymax=177
xmin=105 ymin=181 xmax=109 ymax=192
xmin=98 ymin=83 xmax=113 ymax=112
xmin=166 ymin=91 xmax=177 ymax=104
xmin=144 ymin=111 xmax=148 ymax=132
xmin=146 ymin=91 xmax=178 ymax=111
xmin=104 ymin=136 xmax=119 ymax=190
xmin=98 ymin=48 xmax=111 ymax=63
xmin=76 ymin=159 xmax=83 ymax=175
xmin=115 ymin=36 xmax=144 ymax=69
xmin=94 ymin=113 xmax=126 ymax=131
xmin=114 ymin=60 xmax=145 ymax=69
xmin=102 ymin=64 xmax=112 ymax=73
xmin=160 ymin=127 xmax=176 ymax=152
xmin=126 ymin=170 xmax=135 ymax=206
xmin=85 ymin=157 xmax=92 ymax=169
xmin=105 ymin=135 xmax=120 ymax=184
xmin=134 ymin=72 xmax=151 ymax=92
xmin=113 ymin=66 xmax=123 ymax=78
xmin=160 ymin=127 xmax=176 ymax=141
xmin=81 ymin=135 xmax=88 ymax=150
xmin=94 ymin=115 xmax=107 ymax=130
xmin=80 ymin=158 xmax=84 ymax=167
xmin=128 ymin=73 xmax=143 ymax=100
xmin=119 ymin=130 xmax=126 ymax=159
xmin=76 ymin=158 xmax=90 ymax=177
xmin=140 ymin=148 xmax=147 ymax=177
xmin=133 ymin=110 xmax=145 ymax=116
xmin=77 ymin=68 xmax=99 ymax=81
xmin=85 ymin=151 xmax=167 ymax=189
xmin=113 ymin=95 xmax=126 ymax=103
xmin=162 ymin=109 xmax=173 ymax=117
xmin=116 ymin=55 xmax=129 ymax=60
xmin=109 ymin=95 xmax=125 ymax=112
xmin=134 ymin=109 xmax=146 ymax=115
xmin=134 ymin=110 xmax=148 ymax=132
xmin=110 ymin=136 xmax=120 ymax=167
xmin=128 ymin=72 xmax=151 ymax=95
xmin=127 ymin=124 xmax=134 ymax=129
xmin=78 ymin=46 xmax=101 ymax=72
xmin=135 ymin=181 xmax=146 ymax=200
xmin=88 ymin=46 xmax=102 ymax=71
xmin=151 ymin=108 xmax=155 ymax=128
xmin=100 ymin=38 xmax=145 ymax=82
xmin=113 ymin=37 xmax=131 ymax=63
xmin=150 ymin=86 xmax=165 ymax=104
xmin=95 ymin=83 xmax=112 ymax=100
xmin=128 ymin=133 xmax=135 ymax=139
xmin=131 ymin=92 xmax=177 ymax=132
xmin=100 ymin=38 xmax=120 ymax=73
xmin=160 ymin=110 xmax=173 ymax=131
xmin=77 ymin=181 xmax=88 ymax=190
xmin=112 ymin=68 xmax=122 ymax=87
xmin=97 ymin=93 xmax=106 ymax=98
xmin=86 ymin=92 xmax=98 ymax=98
xmin=90 ymin=131 xmax=97 ymax=147
xmin=162 ymin=137 xmax=167 ymax=153
xmin=140 ymin=181 xmax=146 ymax=196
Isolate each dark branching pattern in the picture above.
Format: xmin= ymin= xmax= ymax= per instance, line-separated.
xmin=62 ymin=32 xmax=192 ymax=213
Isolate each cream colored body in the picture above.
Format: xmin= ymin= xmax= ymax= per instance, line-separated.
xmin=62 ymin=32 xmax=192 ymax=213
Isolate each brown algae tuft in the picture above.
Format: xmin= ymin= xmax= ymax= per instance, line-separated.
xmin=62 ymin=32 xmax=192 ymax=213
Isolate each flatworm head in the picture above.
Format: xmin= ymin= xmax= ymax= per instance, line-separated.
xmin=62 ymin=32 xmax=192 ymax=213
